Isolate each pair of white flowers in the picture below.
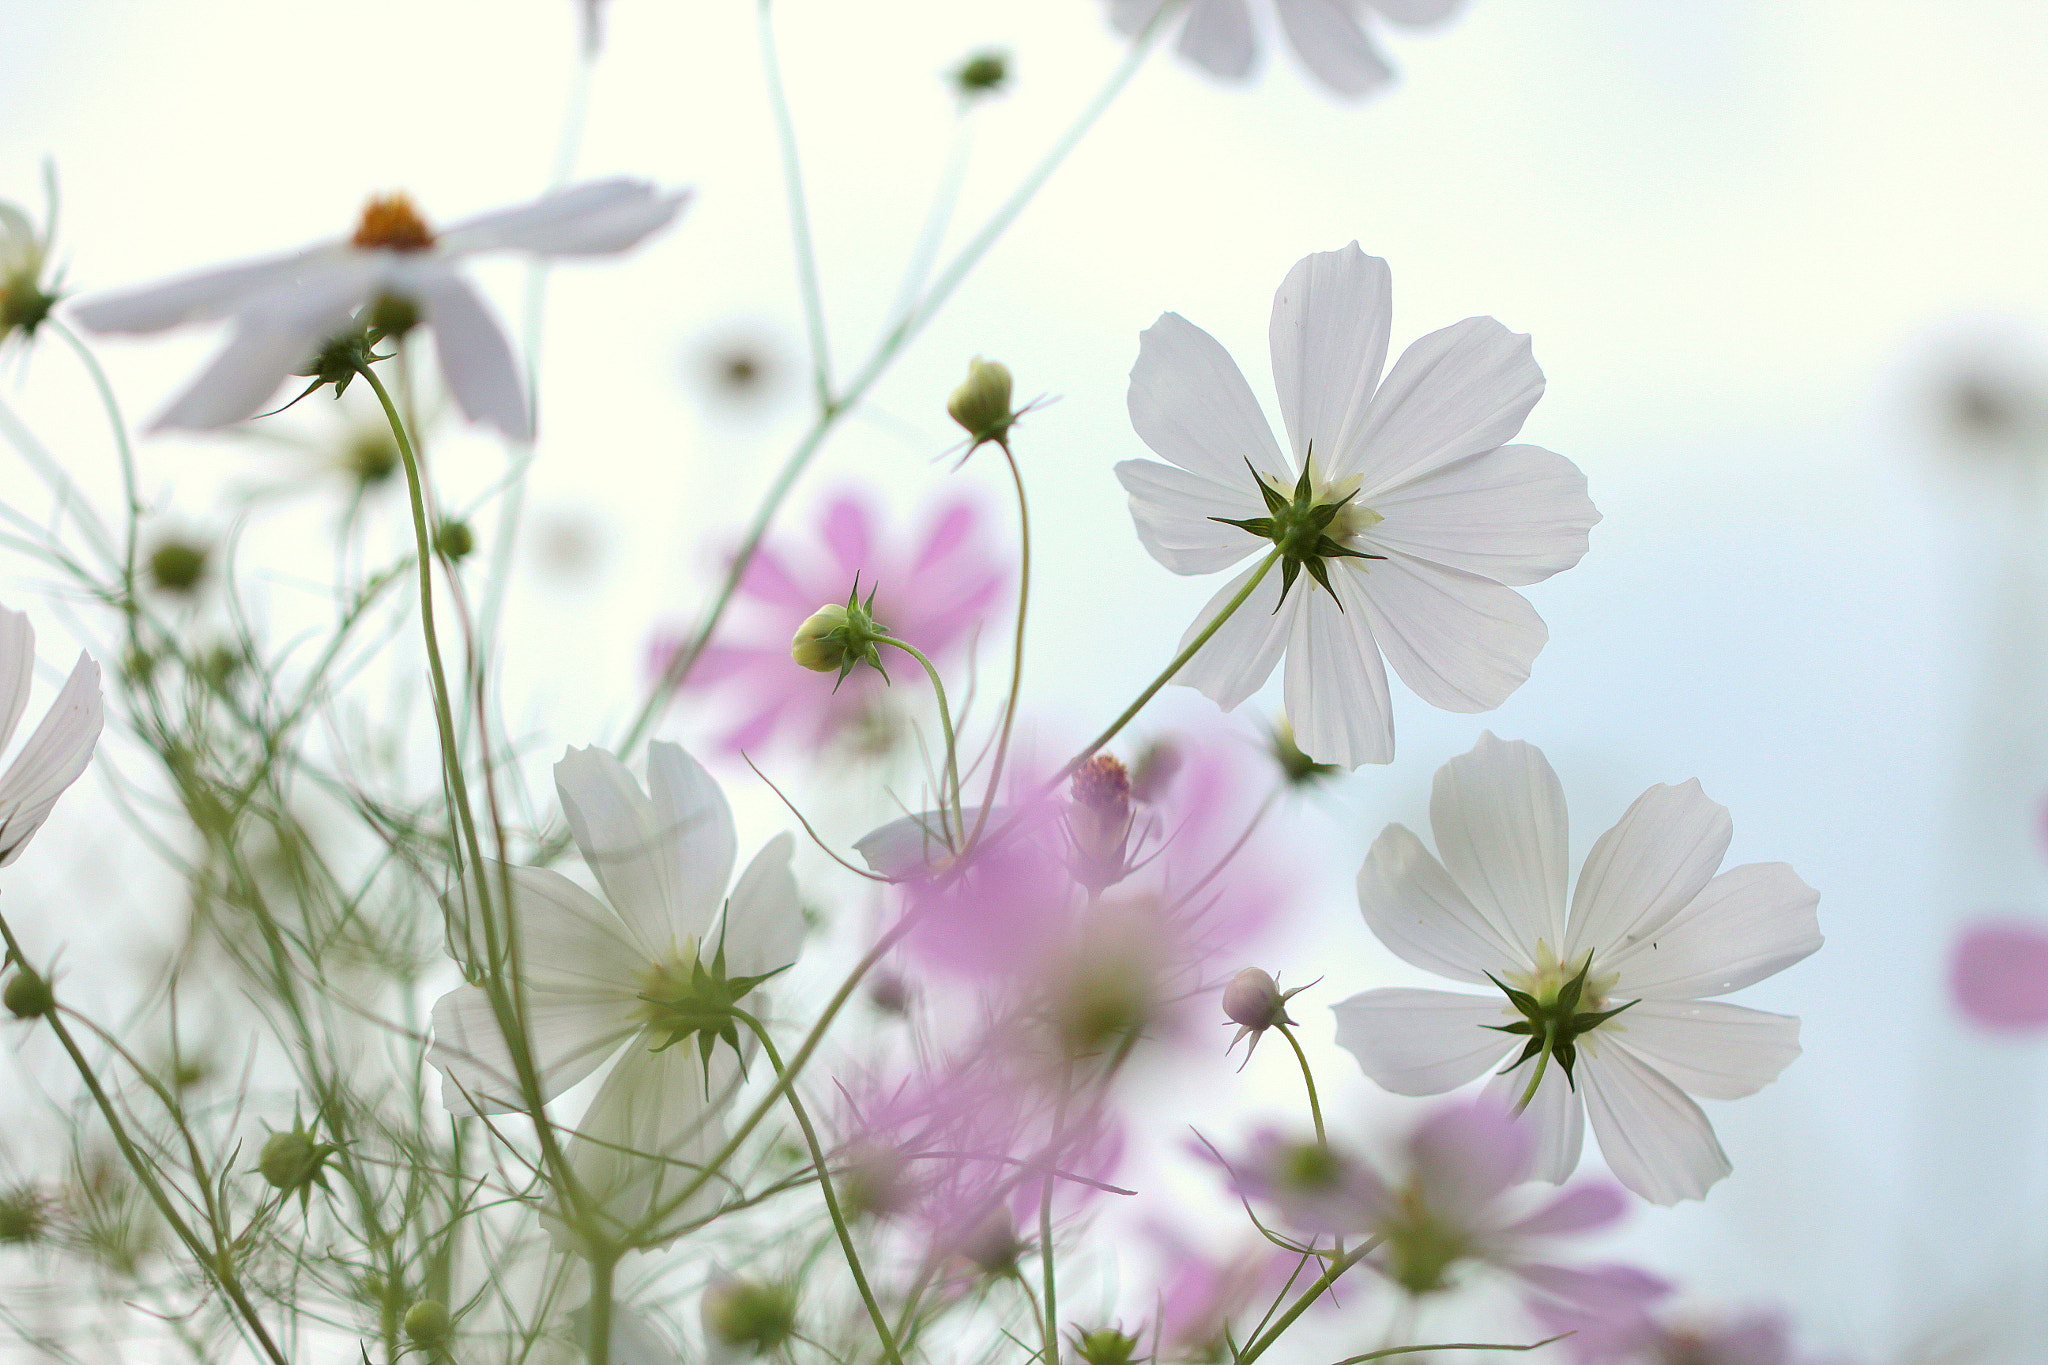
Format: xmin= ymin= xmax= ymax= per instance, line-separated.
xmin=428 ymin=743 xmax=802 ymax=1249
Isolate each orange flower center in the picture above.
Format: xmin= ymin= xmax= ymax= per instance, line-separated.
xmin=351 ymin=193 xmax=435 ymax=252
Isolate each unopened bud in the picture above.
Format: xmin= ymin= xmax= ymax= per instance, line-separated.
xmin=1068 ymin=755 xmax=1135 ymax=893
xmin=947 ymin=357 xmax=1017 ymax=451
xmin=702 ymin=1277 xmax=797 ymax=1355
xmin=4 ymin=966 xmax=53 ymax=1019
xmin=792 ymin=604 xmax=854 ymax=673
xmin=403 ymin=1299 xmax=452 ymax=1346
xmin=434 ymin=518 xmax=475 ymax=561
xmin=1222 ymin=968 xmax=1310 ymax=1065
xmin=148 ymin=540 xmax=208 ymax=593
xmin=953 ymin=50 xmax=1009 ymax=97
xmin=257 ymin=1121 xmax=337 ymax=1208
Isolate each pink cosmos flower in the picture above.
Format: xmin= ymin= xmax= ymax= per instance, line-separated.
xmin=1533 ymin=1290 xmax=1841 ymax=1365
xmin=657 ymin=489 xmax=1008 ymax=756
xmin=1950 ymin=919 xmax=2048 ymax=1030
xmin=1105 ymin=0 xmax=1465 ymax=100
xmin=1144 ymin=1227 xmax=1296 ymax=1359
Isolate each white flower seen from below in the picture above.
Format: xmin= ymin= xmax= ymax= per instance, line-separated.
xmin=1332 ymin=733 xmax=1821 ymax=1205
xmin=1105 ymin=0 xmax=1466 ymax=99
xmin=72 ymin=178 xmax=688 ymax=440
xmin=0 ymin=606 xmax=102 ymax=867
xmin=427 ymin=741 xmax=802 ymax=1250
xmin=1115 ymin=243 xmax=1598 ymax=767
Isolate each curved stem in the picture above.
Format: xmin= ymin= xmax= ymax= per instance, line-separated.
xmin=965 ymin=442 xmax=1031 ymax=854
xmin=46 ymin=320 xmax=140 ymax=620
xmin=758 ymin=0 xmax=832 ymax=407
xmin=1278 ymin=1025 xmax=1325 ymax=1147
xmin=1234 ymin=1238 xmax=1380 ymax=1365
xmin=875 ymin=634 xmax=963 ymax=845
xmin=1509 ymin=1032 xmax=1553 ymax=1117
xmin=735 ymin=1010 xmax=905 ymax=1365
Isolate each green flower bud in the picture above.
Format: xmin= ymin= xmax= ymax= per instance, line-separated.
xmin=257 ymin=1119 xmax=338 ymax=1209
xmin=4 ymin=966 xmax=53 ymax=1019
xmin=434 ymin=518 xmax=475 ymax=561
xmin=701 ymin=1277 xmax=798 ymax=1356
xmin=947 ymin=356 xmax=1017 ymax=452
xmin=953 ymin=50 xmax=1009 ymax=97
xmin=789 ymin=580 xmax=892 ymax=688
xmin=403 ymin=1299 xmax=452 ymax=1346
xmin=148 ymin=540 xmax=208 ymax=593
xmin=345 ymin=431 xmax=400 ymax=486
xmin=367 ymin=291 xmax=420 ymax=341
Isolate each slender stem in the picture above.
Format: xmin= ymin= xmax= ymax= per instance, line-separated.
xmin=966 ymin=442 xmax=1031 ymax=854
xmin=758 ymin=0 xmax=832 ymax=407
xmin=1323 ymin=1338 xmax=1569 ymax=1364
xmin=585 ymin=1248 xmax=617 ymax=1365
xmin=1234 ymin=1240 xmax=1379 ymax=1365
xmin=1058 ymin=551 xmax=1280 ymax=784
xmin=875 ymin=634 xmax=963 ymax=844
xmin=1038 ymin=1125 xmax=1060 ymax=1365
xmin=1278 ymin=1025 xmax=1325 ymax=1147
xmin=735 ymin=1011 xmax=906 ymax=1365
xmin=1510 ymin=1032 xmax=1553 ymax=1117
xmin=46 ymin=319 xmax=141 ymax=616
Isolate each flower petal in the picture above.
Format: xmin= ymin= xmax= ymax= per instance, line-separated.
xmin=1115 ymin=458 xmax=1264 ymax=576
xmin=1481 ymin=1059 xmax=1584 ymax=1183
xmin=1364 ymin=444 xmax=1599 ymax=587
xmin=1427 ymin=732 xmax=1569 ymax=966
xmin=1952 ymin=920 xmax=2048 ymax=1030
xmin=720 ymin=832 xmax=804 ymax=978
xmin=1283 ymin=567 xmax=1395 ymax=766
xmin=1601 ymin=862 xmax=1821 ymax=998
xmin=1128 ymin=312 xmax=1287 ymax=488
xmin=438 ymin=179 xmax=690 ymax=257
xmin=1267 ymin=244 xmax=1391 ymax=478
xmin=411 ymin=270 xmax=532 ymax=440
xmin=1354 ymin=555 xmax=1547 ymax=713
xmin=1330 ymin=987 xmax=1509 ymax=1095
xmin=1512 ymin=1261 xmax=1663 ymax=1313
xmin=1272 ymin=0 xmax=1394 ymax=98
xmin=1352 ymin=317 xmax=1544 ymax=496
xmin=1366 ymin=0 xmax=1465 ymax=24
xmin=1176 ymin=0 xmax=1257 ymax=78
xmin=1357 ymin=823 xmax=1521 ymax=984
xmin=1604 ymin=1001 xmax=1800 ymax=1101
xmin=1502 ymin=1181 xmax=1626 ymax=1238
xmin=1566 ymin=781 xmax=1732 ymax=965
xmin=1407 ymin=1100 xmax=1531 ymax=1219
xmin=1174 ymin=557 xmax=1294 ymax=712
xmin=0 ymin=608 xmax=35 ymax=754
xmin=1578 ymin=1044 xmax=1731 ymax=1205
xmin=427 ymin=983 xmax=638 ymax=1115
xmin=489 ymin=863 xmax=648 ymax=995
xmin=0 ymin=649 xmax=100 ymax=867
xmin=70 ymin=245 xmax=337 ymax=333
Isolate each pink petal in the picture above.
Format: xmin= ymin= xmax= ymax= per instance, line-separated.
xmin=1952 ymin=920 xmax=2048 ymax=1030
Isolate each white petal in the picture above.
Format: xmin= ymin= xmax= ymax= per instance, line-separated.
xmin=555 ymin=745 xmax=734 ymax=960
xmin=428 ymin=984 xmax=638 ymax=1115
xmin=719 ymin=832 xmax=803 ymax=978
xmin=0 ymin=608 xmax=35 ymax=754
xmin=1106 ymin=0 xmax=1168 ymax=37
xmin=0 ymin=650 xmax=100 ymax=867
xmin=1566 ymin=781 xmax=1732 ymax=965
xmin=1128 ymin=312 xmax=1288 ymax=489
xmin=411 ymin=271 xmax=531 ymax=440
xmin=1578 ymin=1045 xmax=1730 ymax=1205
xmin=1269 ymin=245 xmax=1392 ymax=477
xmin=1273 ymin=0 xmax=1394 ymax=98
xmin=1357 ymin=823 xmax=1520 ymax=984
xmin=438 ymin=179 xmax=689 ymax=257
xmin=1604 ymin=1001 xmax=1800 ymax=1101
xmin=1352 ymin=318 xmax=1544 ymax=496
xmin=1428 ymin=732 xmax=1568 ymax=964
xmin=1480 ymin=1058 xmax=1584 ymax=1183
xmin=1330 ymin=987 xmax=1509 ymax=1095
xmin=1602 ymin=862 xmax=1822 ymax=998
xmin=1175 ymin=0 xmax=1256 ymax=78
xmin=1283 ymin=567 xmax=1394 ymax=767
xmin=550 ymin=1042 xmax=742 ymax=1251
xmin=490 ymin=863 xmax=649 ymax=995
xmin=70 ymin=245 xmax=339 ymax=333
xmin=1366 ymin=0 xmax=1463 ymax=24
xmin=1354 ymin=555 xmax=1547 ymax=713
xmin=152 ymin=325 xmax=326 ymax=430
xmin=1115 ymin=459 xmax=1264 ymax=576
xmin=1173 ymin=557 xmax=1294 ymax=712
xmin=1364 ymin=444 xmax=1599 ymax=587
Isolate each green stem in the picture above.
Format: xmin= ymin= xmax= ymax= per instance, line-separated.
xmin=735 ymin=1011 xmax=905 ymax=1365
xmin=585 ymin=1248 xmax=618 ymax=1365
xmin=1509 ymin=1032 xmax=1553 ymax=1117
xmin=1278 ymin=1025 xmax=1325 ymax=1147
xmin=46 ymin=319 xmax=141 ymax=622
xmin=1234 ymin=1239 xmax=1379 ymax=1365
xmin=965 ymin=442 xmax=1031 ymax=854
xmin=758 ymin=0 xmax=832 ymax=408
xmin=874 ymin=634 xmax=964 ymax=844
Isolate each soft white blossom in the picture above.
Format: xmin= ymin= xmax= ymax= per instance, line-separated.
xmin=73 ymin=178 xmax=687 ymax=440
xmin=1106 ymin=0 xmax=1464 ymax=99
xmin=1332 ymin=733 xmax=1821 ymax=1204
xmin=1115 ymin=243 xmax=1597 ymax=767
xmin=0 ymin=607 xmax=102 ymax=867
xmin=428 ymin=742 xmax=802 ymax=1248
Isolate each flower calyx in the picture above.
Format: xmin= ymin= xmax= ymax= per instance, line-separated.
xmin=1483 ymin=953 xmax=1638 ymax=1092
xmin=0 ymin=198 xmax=60 ymax=346
xmin=257 ymin=1117 xmax=340 ymax=1211
xmin=1071 ymin=1326 xmax=1146 ymax=1365
xmin=1210 ymin=450 xmax=1385 ymax=609
xmin=790 ymin=577 xmax=893 ymax=689
xmin=636 ymin=939 xmax=788 ymax=1077
xmin=1222 ymin=967 xmax=1313 ymax=1065
xmin=4 ymin=960 xmax=54 ymax=1020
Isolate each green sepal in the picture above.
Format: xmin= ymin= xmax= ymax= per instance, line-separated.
xmin=1206 ymin=451 xmax=1386 ymax=612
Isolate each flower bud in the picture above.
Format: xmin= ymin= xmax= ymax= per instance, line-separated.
xmin=947 ymin=357 xmax=1017 ymax=451
xmin=403 ymin=1299 xmax=452 ymax=1346
xmin=1222 ymin=968 xmax=1309 ymax=1064
xmin=148 ymin=540 xmax=208 ymax=593
xmin=791 ymin=604 xmax=854 ymax=673
xmin=953 ymin=50 xmax=1009 ymax=97
xmin=434 ymin=517 xmax=475 ymax=561
xmin=0 ymin=200 xmax=57 ymax=345
xmin=257 ymin=1121 xmax=337 ymax=1208
xmin=1068 ymin=754 xmax=1135 ymax=893
xmin=701 ymin=1277 xmax=797 ymax=1355
xmin=4 ymin=966 xmax=53 ymax=1019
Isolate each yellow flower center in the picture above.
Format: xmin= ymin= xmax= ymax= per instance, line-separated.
xmin=351 ymin=193 xmax=436 ymax=252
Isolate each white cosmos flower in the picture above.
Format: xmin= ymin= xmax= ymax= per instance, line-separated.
xmin=428 ymin=741 xmax=802 ymax=1249
xmin=1106 ymin=0 xmax=1464 ymax=99
xmin=0 ymin=607 xmax=101 ymax=867
xmin=1332 ymin=733 xmax=1822 ymax=1205
xmin=1115 ymin=243 xmax=1598 ymax=768
xmin=72 ymin=178 xmax=688 ymax=440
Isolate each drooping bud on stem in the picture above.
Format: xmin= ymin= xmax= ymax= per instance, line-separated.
xmin=790 ymin=578 xmax=893 ymax=689
xmin=947 ymin=357 xmax=1018 ymax=453
xmin=1222 ymin=967 xmax=1311 ymax=1064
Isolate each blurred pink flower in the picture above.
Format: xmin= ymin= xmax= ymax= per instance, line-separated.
xmin=1145 ymin=1227 xmax=1296 ymax=1359
xmin=656 ymin=489 xmax=1008 ymax=756
xmin=1533 ymin=1290 xmax=1842 ymax=1365
xmin=1951 ymin=919 xmax=2048 ymax=1030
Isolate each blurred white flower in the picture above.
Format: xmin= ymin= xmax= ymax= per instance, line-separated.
xmin=0 ymin=607 xmax=102 ymax=867
xmin=1105 ymin=0 xmax=1464 ymax=99
xmin=1115 ymin=243 xmax=1597 ymax=767
xmin=0 ymin=198 xmax=58 ymax=346
xmin=1333 ymin=733 xmax=1821 ymax=1204
xmin=427 ymin=742 xmax=802 ymax=1248
xmin=73 ymin=178 xmax=688 ymax=440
